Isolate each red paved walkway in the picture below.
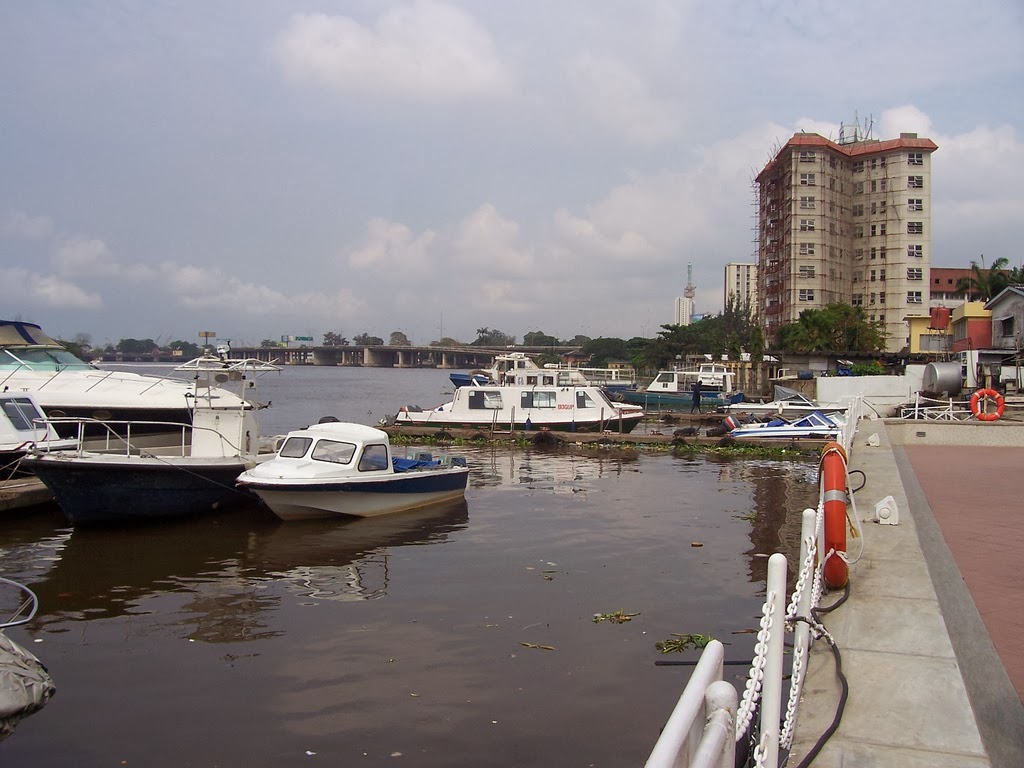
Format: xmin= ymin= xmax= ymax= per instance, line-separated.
xmin=903 ymin=445 xmax=1024 ymax=703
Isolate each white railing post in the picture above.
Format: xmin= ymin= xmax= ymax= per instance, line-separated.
xmin=691 ymin=680 xmax=737 ymax=768
xmin=759 ymin=553 xmax=787 ymax=768
xmin=645 ymin=640 xmax=725 ymax=768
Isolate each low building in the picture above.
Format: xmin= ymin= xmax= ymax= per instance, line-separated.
xmin=984 ymin=285 xmax=1024 ymax=353
xmin=950 ymin=302 xmax=992 ymax=353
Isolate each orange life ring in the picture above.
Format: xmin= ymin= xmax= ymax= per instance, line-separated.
xmin=969 ymin=388 xmax=1004 ymax=421
xmin=819 ymin=441 xmax=849 ymax=589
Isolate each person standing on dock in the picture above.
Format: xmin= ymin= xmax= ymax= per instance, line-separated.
xmin=690 ymin=380 xmax=703 ymax=413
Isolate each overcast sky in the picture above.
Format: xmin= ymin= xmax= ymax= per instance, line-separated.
xmin=2 ymin=1 xmax=1022 ymax=348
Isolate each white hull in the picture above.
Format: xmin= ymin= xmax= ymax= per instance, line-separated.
xmin=250 ymin=485 xmax=468 ymax=521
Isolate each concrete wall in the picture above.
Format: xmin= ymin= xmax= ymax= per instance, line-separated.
xmin=816 ymin=368 xmax=925 ymax=415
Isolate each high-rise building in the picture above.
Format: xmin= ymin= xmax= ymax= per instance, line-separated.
xmin=755 ymin=129 xmax=938 ymax=353
xmin=724 ymin=262 xmax=757 ymax=313
xmin=673 ymin=262 xmax=697 ymax=326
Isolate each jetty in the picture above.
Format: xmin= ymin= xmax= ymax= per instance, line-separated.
xmin=644 ymin=406 xmax=1024 ymax=767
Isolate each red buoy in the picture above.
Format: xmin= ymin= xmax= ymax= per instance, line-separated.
xmin=819 ymin=442 xmax=849 ymax=589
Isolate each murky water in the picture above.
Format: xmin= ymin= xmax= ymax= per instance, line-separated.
xmin=0 ymin=366 xmax=819 ymax=766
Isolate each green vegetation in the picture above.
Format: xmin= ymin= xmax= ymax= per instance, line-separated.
xmin=774 ymin=303 xmax=885 ymax=354
xmin=954 ymin=255 xmax=1014 ymax=301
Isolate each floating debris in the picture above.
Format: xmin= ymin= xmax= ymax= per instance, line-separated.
xmin=655 ymin=633 xmax=715 ymax=653
xmin=592 ymin=610 xmax=640 ymax=624
xmin=519 ymin=642 xmax=556 ymax=651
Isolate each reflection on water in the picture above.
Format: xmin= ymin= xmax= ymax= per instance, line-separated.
xmin=0 ymin=428 xmax=823 ymax=767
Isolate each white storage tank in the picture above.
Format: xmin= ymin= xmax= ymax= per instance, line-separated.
xmin=922 ymin=362 xmax=963 ymax=397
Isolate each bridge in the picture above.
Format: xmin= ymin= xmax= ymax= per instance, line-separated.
xmin=221 ymin=345 xmax=578 ymax=368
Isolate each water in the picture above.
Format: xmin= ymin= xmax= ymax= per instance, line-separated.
xmin=0 ymin=365 xmax=820 ymax=766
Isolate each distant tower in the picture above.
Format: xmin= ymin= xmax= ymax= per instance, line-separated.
xmin=673 ymin=262 xmax=696 ymax=326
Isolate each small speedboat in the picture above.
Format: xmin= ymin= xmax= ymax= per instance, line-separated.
xmin=729 ymin=410 xmax=845 ymax=440
xmin=0 ymin=392 xmax=77 ymax=476
xmin=236 ymin=422 xmax=470 ymax=521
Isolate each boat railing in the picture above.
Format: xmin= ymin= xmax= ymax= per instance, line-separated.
xmin=33 ymin=416 xmax=247 ymax=457
xmin=0 ymin=576 xmax=40 ymax=630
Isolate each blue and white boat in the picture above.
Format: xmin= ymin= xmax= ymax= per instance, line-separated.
xmin=728 ymin=409 xmax=845 ymax=440
xmin=236 ymin=422 xmax=470 ymax=521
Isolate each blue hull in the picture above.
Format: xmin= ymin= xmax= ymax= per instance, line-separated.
xmin=28 ymin=460 xmax=254 ymax=525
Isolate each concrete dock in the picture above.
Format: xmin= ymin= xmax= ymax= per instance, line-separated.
xmin=789 ymin=419 xmax=1024 ymax=767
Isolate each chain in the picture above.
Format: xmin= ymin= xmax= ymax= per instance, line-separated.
xmin=735 ymin=590 xmax=776 ymax=741
xmin=752 ymin=730 xmax=771 ymax=768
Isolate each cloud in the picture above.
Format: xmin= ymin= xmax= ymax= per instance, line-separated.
xmin=53 ymin=237 xmax=154 ymax=280
xmin=0 ymin=268 xmax=103 ymax=310
xmin=272 ymin=2 xmax=513 ymax=103
xmin=566 ymin=54 xmax=679 ymax=146
xmin=345 ymin=218 xmax=437 ymax=273
xmin=2 ymin=211 xmax=54 ymax=240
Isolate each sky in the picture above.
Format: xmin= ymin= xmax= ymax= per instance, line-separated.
xmin=2 ymin=1 xmax=1023 ymax=348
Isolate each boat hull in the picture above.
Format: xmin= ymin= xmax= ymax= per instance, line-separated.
xmin=25 ymin=455 xmax=256 ymax=525
xmin=394 ymin=412 xmax=643 ymax=433
xmin=241 ymin=467 xmax=470 ymax=521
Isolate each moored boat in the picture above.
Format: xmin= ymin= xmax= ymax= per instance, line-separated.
xmin=0 ymin=320 xmax=257 ymax=439
xmin=0 ymin=393 xmax=77 ymax=476
xmin=449 ymin=352 xmax=636 ymax=395
xmin=236 ymin=422 xmax=470 ymax=521
xmin=728 ymin=409 xmax=845 ymax=440
xmin=392 ymin=381 xmax=644 ymax=433
xmin=621 ymin=363 xmax=744 ymax=411
xmin=724 ymin=384 xmax=845 ymax=419
xmin=22 ymin=350 xmax=281 ymax=525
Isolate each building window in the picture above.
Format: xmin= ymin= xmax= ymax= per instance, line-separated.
xmin=799 ymin=151 xmax=816 ymax=162
xmin=799 ymin=173 xmax=816 ymax=186
xmin=908 ymin=221 xmax=923 ymax=234
xmin=1001 ymin=316 xmax=1015 ymax=337
xmin=880 ymin=268 xmax=886 ymax=281
xmin=870 ymin=292 xmax=876 ymax=305
xmin=870 ymin=247 xmax=877 ymax=260
xmin=908 ymin=198 xmax=923 ymax=211
xmin=907 ymin=268 xmax=923 ymax=280
xmin=908 ymin=244 xmax=923 ymax=258
xmin=852 ymin=293 xmax=863 ymax=306
xmin=854 ymin=248 xmax=864 ymax=260
xmin=880 ymin=178 xmax=887 ymax=191
xmin=799 ymin=196 xmax=815 ymax=209
xmin=854 ymin=225 xmax=864 ymax=238
xmin=879 ymin=247 xmax=887 ymax=260
xmin=853 ymin=204 xmax=864 ymax=217
xmin=854 ymin=181 xmax=864 ymax=195
xmin=870 ymin=180 xmax=877 ymax=193
xmin=799 ymin=243 xmax=815 ymax=255
xmin=908 ymin=152 xmax=923 ymax=166
xmin=798 ymin=289 xmax=815 ymax=302
xmin=879 ymin=292 xmax=886 ymax=305
xmin=799 ymin=218 xmax=815 ymax=231
xmin=799 ymin=265 xmax=816 ymax=278
xmin=908 ymin=175 xmax=924 ymax=188
xmin=870 ymin=269 xmax=876 ymax=282
xmin=907 ymin=291 xmax=923 ymax=304
xmin=853 ymin=160 xmax=864 ymax=173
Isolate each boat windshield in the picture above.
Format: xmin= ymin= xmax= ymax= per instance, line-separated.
xmin=0 ymin=347 xmax=94 ymax=371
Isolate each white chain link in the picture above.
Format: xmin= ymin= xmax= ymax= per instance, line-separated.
xmin=735 ymin=590 xmax=776 ymax=741
xmin=752 ymin=729 xmax=771 ymax=768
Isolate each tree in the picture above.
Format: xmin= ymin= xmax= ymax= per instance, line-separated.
xmin=57 ymin=338 xmax=88 ymax=359
xmin=564 ymin=334 xmax=592 ymax=347
xmin=322 ymin=331 xmax=349 ymax=347
xmin=471 ymin=328 xmax=516 ymax=347
xmin=580 ymin=337 xmax=629 ymax=367
xmin=353 ymin=333 xmax=384 ymax=346
xmin=430 ymin=337 xmax=463 ymax=347
xmin=522 ymin=330 xmax=559 ymax=347
xmin=168 ymin=340 xmax=203 ymax=357
xmin=260 ymin=339 xmax=279 ymax=348
xmin=117 ymin=338 xmax=158 ymax=355
xmin=389 ymin=331 xmax=411 ymax=346
xmin=774 ymin=304 xmax=885 ymax=354
xmin=954 ymin=255 xmax=1011 ymax=301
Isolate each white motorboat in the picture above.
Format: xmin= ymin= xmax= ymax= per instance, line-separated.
xmin=236 ymin=422 xmax=470 ymax=521
xmin=23 ymin=350 xmax=281 ymax=525
xmin=728 ymin=410 xmax=845 ymax=441
xmin=0 ymin=393 xmax=77 ymax=475
xmin=392 ymin=381 xmax=644 ymax=433
xmin=450 ymin=352 xmax=636 ymax=395
xmin=0 ymin=320 xmax=255 ymax=437
xmin=724 ymin=385 xmax=845 ymax=419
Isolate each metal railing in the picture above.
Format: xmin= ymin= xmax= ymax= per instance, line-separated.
xmin=647 ymin=401 xmax=861 ymax=767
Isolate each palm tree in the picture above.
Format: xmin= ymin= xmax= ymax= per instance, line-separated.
xmin=954 ymin=256 xmax=1010 ymax=301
